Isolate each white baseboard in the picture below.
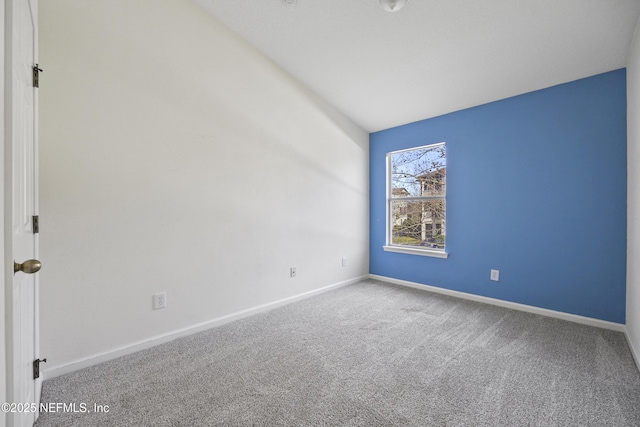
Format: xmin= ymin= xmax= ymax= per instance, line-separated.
xmin=625 ymin=329 xmax=640 ymax=371
xmin=369 ymin=274 xmax=626 ymax=332
xmin=43 ymin=275 xmax=368 ymax=380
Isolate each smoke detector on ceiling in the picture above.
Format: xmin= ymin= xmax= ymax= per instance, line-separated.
xmin=378 ymin=0 xmax=409 ymax=12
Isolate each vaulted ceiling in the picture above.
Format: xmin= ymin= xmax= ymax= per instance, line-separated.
xmin=192 ymin=0 xmax=640 ymax=132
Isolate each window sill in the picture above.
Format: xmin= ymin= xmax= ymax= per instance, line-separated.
xmin=383 ymin=245 xmax=449 ymax=259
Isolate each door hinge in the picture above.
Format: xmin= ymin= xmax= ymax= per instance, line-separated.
xmin=33 ymin=64 xmax=43 ymax=88
xmin=33 ymin=358 xmax=47 ymax=379
xmin=32 ymin=215 xmax=39 ymax=233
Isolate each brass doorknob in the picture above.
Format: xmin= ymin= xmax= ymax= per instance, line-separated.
xmin=14 ymin=259 xmax=42 ymax=274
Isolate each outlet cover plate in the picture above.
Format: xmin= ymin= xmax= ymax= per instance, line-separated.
xmin=153 ymin=292 xmax=166 ymax=309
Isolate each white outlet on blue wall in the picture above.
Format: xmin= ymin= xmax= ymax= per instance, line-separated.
xmin=490 ymin=269 xmax=500 ymax=281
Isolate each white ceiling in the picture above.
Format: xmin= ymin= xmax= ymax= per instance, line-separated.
xmin=192 ymin=0 xmax=640 ymax=133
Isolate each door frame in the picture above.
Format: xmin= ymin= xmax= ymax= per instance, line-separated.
xmin=1 ymin=0 xmax=8 ymax=419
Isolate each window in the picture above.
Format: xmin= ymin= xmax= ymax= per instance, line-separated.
xmin=384 ymin=143 xmax=448 ymax=258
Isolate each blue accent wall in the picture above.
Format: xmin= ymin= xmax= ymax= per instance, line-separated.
xmin=370 ymin=69 xmax=627 ymax=324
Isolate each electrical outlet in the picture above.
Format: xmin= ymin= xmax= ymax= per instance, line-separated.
xmin=490 ymin=269 xmax=500 ymax=282
xmin=290 ymin=267 xmax=296 ymax=278
xmin=153 ymin=292 xmax=166 ymax=309
xmin=342 ymin=257 xmax=347 ymax=267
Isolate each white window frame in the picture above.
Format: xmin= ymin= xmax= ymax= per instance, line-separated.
xmin=383 ymin=142 xmax=449 ymax=259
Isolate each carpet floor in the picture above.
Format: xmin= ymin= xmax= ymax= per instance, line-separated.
xmin=36 ymin=280 xmax=640 ymax=426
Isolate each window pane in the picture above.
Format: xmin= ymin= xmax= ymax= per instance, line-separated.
xmin=391 ymin=199 xmax=446 ymax=249
xmin=391 ymin=145 xmax=446 ymax=198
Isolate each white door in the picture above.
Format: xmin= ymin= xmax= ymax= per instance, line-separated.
xmin=9 ymin=0 xmax=40 ymax=426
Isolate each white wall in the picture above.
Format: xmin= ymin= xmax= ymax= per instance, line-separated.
xmin=38 ymin=0 xmax=369 ymax=373
xmin=627 ymin=14 xmax=640 ymax=365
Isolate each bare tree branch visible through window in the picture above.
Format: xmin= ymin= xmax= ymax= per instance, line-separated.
xmin=389 ymin=143 xmax=446 ymax=249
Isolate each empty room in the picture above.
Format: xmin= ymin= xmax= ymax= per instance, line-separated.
xmin=3 ymin=0 xmax=640 ymax=425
